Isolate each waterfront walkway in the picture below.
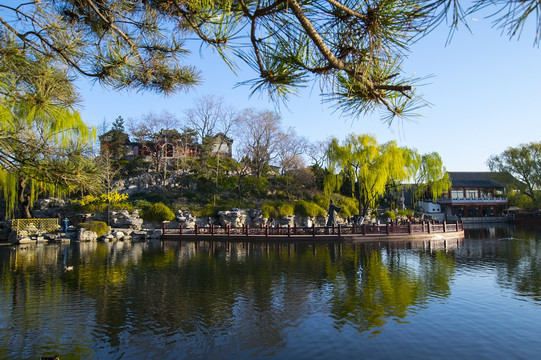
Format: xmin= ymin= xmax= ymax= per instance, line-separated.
xmin=162 ymin=221 xmax=464 ymax=242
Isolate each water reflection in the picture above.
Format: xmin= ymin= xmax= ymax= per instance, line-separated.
xmin=460 ymin=224 xmax=541 ymax=304
xmin=0 ymin=227 xmax=540 ymax=359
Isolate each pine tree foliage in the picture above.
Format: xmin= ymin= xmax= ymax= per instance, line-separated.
xmin=0 ymin=37 xmax=101 ymax=218
xmin=2 ymin=1 xmax=535 ymax=121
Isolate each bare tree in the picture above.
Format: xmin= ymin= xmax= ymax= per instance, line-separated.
xmin=184 ymin=95 xmax=224 ymax=145
xmin=276 ymin=128 xmax=308 ymax=176
xmin=184 ymin=95 xmax=239 ymax=204
xmin=235 ymin=109 xmax=285 ymax=179
xmin=306 ymin=140 xmax=330 ymax=169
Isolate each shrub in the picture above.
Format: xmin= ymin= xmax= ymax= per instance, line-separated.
xmin=314 ymin=195 xmax=330 ymax=210
xmin=78 ymin=221 xmax=109 ymax=237
xmin=294 ymin=200 xmax=326 ymax=217
xmin=260 ymin=201 xmax=295 ymax=218
xmin=277 ymin=202 xmax=294 ymax=217
xmin=196 ymin=203 xmax=220 ymax=217
xmin=111 ymin=202 xmax=134 ymax=212
xmin=397 ymin=209 xmax=414 ymax=218
xmin=261 ymin=203 xmax=277 ymax=218
xmin=382 ymin=210 xmax=396 ymax=220
xmin=132 ymin=199 xmax=152 ymax=210
xmin=333 ymin=195 xmax=358 ymax=218
xmin=140 ymin=202 xmax=176 ymax=222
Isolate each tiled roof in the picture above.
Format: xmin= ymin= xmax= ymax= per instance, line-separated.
xmin=448 ymin=172 xmax=511 ymax=188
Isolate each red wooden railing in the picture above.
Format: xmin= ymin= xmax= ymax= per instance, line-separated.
xmin=162 ymin=221 xmax=463 ymax=238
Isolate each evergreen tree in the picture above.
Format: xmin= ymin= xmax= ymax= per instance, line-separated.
xmin=3 ymin=1 xmax=536 ymax=121
xmin=0 ymin=38 xmax=100 ymax=217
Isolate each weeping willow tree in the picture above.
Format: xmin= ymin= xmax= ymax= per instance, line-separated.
xmin=325 ymin=134 xmax=415 ymax=217
xmin=0 ymin=37 xmax=101 ymax=218
xmin=409 ymin=152 xmax=451 ymax=206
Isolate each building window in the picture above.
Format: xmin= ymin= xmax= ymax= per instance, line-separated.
xmin=451 ymin=190 xmax=463 ymax=199
xmin=465 ymin=189 xmax=478 ymax=198
xmin=480 ymin=190 xmax=493 ymax=198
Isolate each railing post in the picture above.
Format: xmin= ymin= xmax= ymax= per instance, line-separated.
xmin=408 ymin=222 xmax=412 ymax=234
xmin=338 ymin=224 xmax=341 ymax=237
xmin=352 ymin=223 xmax=356 ymax=234
xmin=227 ymin=224 xmax=230 ymax=236
xmin=443 ymin=221 xmax=447 ymax=232
xmin=265 ymin=225 xmax=268 ymax=237
xmin=428 ymin=222 xmax=431 ymax=234
xmin=386 ymin=223 xmax=389 ymax=235
xmin=246 ymin=224 xmax=249 ymax=236
xmin=288 ymin=224 xmax=291 ymax=237
xmin=332 ymin=224 xmax=335 ymax=235
xmin=180 ymin=224 xmax=182 ymax=236
xmin=211 ymin=224 xmax=214 ymax=236
xmin=293 ymin=223 xmax=297 ymax=235
xmin=312 ymin=223 xmax=316 ymax=237
xmin=195 ymin=224 xmax=199 ymax=235
xmin=456 ymin=221 xmax=459 ymax=232
xmin=362 ymin=224 xmax=366 ymax=235
xmin=162 ymin=222 xmax=166 ymax=235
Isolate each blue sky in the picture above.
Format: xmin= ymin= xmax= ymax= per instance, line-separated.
xmin=76 ymin=14 xmax=541 ymax=172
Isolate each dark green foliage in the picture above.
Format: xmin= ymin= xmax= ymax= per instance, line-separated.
xmin=117 ymin=157 xmax=152 ymax=175
xmin=71 ymin=201 xmax=134 ymax=213
xmin=140 ymin=202 xmax=176 ymax=222
xmin=78 ymin=221 xmax=109 ymax=237
xmin=383 ymin=211 xmax=396 ymax=220
xmin=397 ymin=209 xmax=414 ymax=218
xmin=112 ymin=116 xmax=125 ymax=132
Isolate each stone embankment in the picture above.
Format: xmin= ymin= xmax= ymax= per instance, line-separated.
xmin=6 ymin=197 xmax=435 ymax=245
xmin=7 ymin=205 xmax=348 ymax=244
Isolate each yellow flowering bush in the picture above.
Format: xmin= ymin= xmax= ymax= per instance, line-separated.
xmin=74 ymin=191 xmax=132 ymax=212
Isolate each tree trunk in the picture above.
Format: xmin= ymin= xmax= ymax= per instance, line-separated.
xmin=18 ymin=178 xmax=32 ymax=219
xmin=357 ymin=178 xmax=363 ymax=217
xmin=23 ymin=195 xmax=32 ymax=219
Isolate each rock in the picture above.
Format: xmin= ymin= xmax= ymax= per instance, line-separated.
xmin=18 ymin=237 xmax=34 ymax=244
xmin=176 ymin=210 xmax=196 ymax=228
xmin=77 ymin=228 xmax=98 ymax=242
xmin=110 ymin=210 xmax=143 ymax=229
xmin=130 ymin=230 xmax=148 ymax=242
xmin=218 ymin=209 xmax=248 ymax=228
xmin=275 ymin=215 xmax=295 ymax=227
xmin=103 ymin=234 xmax=115 ymax=242
xmin=112 ymin=230 xmax=125 ymax=238
xmin=146 ymin=229 xmax=162 ymax=239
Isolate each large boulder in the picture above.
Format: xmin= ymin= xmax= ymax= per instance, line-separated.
xmin=110 ymin=210 xmax=143 ymax=229
xmin=218 ymin=209 xmax=248 ymax=228
xmin=77 ymin=228 xmax=98 ymax=242
xmin=176 ymin=210 xmax=197 ymax=228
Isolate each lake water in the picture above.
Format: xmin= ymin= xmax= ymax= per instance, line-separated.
xmin=1 ymin=225 xmax=540 ymax=359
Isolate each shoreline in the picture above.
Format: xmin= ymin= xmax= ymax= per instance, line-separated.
xmin=161 ymin=230 xmax=465 ymax=242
